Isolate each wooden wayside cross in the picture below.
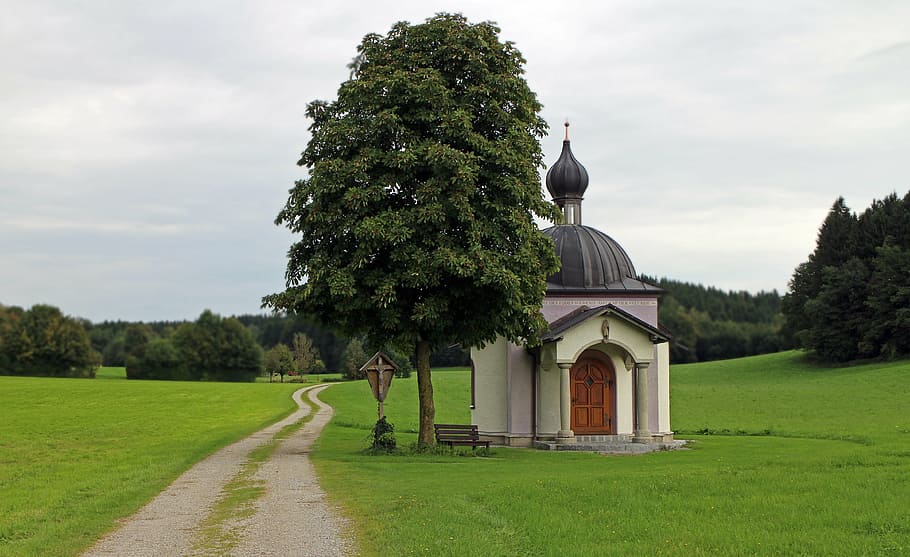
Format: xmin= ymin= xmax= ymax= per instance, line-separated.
xmin=360 ymin=351 xmax=399 ymax=419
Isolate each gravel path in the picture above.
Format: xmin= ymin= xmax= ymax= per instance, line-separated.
xmin=82 ymin=384 xmax=351 ymax=557
xmin=231 ymin=385 xmax=351 ymax=556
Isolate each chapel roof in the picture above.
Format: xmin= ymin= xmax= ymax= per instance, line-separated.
xmin=542 ymin=225 xmax=661 ymax=293
xmin=543 ymin=124 xmax=660 ymax=294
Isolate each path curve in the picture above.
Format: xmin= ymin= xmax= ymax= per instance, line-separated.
xmin=83 ymin=384 xmax=351 ymax=557
xmin=231 ymin=385 xmax=350 ymax=556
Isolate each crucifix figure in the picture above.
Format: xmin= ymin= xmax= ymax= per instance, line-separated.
xmin=360 ymin=351 xmax=398 ymax=419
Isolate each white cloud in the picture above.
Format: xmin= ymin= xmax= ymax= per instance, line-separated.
xmin=1 ymin=0 xmax=909 ymax=320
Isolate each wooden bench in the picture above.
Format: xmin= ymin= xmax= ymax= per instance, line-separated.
xmin=434 ymin=424 xmax=490 ymax=450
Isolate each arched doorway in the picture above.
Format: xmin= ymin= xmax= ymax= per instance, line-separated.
xmin=570 ymin=352 xmax=616 ymax=434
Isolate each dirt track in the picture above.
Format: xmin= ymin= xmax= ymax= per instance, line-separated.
xmin=82 ymin=384 xmax=351 ymax=557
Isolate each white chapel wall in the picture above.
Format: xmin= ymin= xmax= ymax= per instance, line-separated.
xmin=537 ymin=344 xmax=560 ymax=437
xmin=506 ymin=342 xmax=534 ymax=436
xmin=470 ymin=338 xmax=509 ymax=434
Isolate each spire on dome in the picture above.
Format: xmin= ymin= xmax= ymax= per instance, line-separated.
xmin=545 ymin=121 xmax=589 ymax=224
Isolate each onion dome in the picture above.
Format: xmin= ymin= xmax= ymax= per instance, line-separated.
xmin=541 ymin=123 xmax=661 ymax=294
xmin=545 ymin=122 xmax=588 ymax=223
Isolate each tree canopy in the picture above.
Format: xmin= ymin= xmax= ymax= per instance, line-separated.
xmin=126 ymin=310 xmax=262 ymax=381
xmin=0 ymin=304 xmax=97 ymax=377
xmin=642 ymin=276 xmax=787 ymax=363
xmin=782 ymin=191 xmax=910 ymax=362
xmin=265 ymin=13 xmax=559 ymax=444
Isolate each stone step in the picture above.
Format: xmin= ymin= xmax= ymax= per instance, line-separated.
xmin=574 ymin=434 xmax=633 ymax=444
xmin=533 ymin=439 xmax=687 ymax=454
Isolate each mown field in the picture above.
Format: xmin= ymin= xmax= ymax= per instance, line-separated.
xmin=0 ymin=370 xmax=301 ymax=557
xmin=3 ymin=354 xmax=909 ymax=556
xmin=313 ymin=352 xmax=910 ymax=556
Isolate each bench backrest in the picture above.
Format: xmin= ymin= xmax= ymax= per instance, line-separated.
xmin=434 ymin=424 xmax=480 ymax=440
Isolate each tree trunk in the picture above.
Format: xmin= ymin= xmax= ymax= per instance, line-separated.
xmin=416 ymin=339 xmax=435 ymax=447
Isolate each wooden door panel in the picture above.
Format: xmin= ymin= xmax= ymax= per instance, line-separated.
xmin=574 ymin=407 xmax=589 ymax=428
xmin=591 ymin=385 xmax=603 ymax=405
xmin=576 ymin=384 xmax=589 ymax=404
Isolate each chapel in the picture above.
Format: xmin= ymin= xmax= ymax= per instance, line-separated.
xmin=471 ymin=124 xmax=678 ymax=450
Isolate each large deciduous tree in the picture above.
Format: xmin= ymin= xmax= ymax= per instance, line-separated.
xmin=265 ymin=13 xmax=560 ymax=445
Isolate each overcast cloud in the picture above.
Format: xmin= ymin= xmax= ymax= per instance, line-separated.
xmin=2 ymin=1 xmax=908 ymax=322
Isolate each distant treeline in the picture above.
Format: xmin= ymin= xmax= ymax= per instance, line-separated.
xmin=0 ymin=304 xmax=98 ymax=378
xmin=644 ymin=276 xmax=789 ymax=363
xmin=3 ymin=279 xmax=794 ymax=378
xmin=782 ymin=191 xmax=910 ymax=362
xmin=89 ymin=313 xmax=470 ymax=373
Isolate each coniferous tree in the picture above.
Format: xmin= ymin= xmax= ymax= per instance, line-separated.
xmin=783 ymin=191 xmax=910 ymax=362
xmin=782 ymin=197 xmax=859 ymax=345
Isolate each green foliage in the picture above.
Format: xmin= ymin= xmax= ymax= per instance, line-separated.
xmin=291 ymin=332 xmax=320 ymax=373
xmin=265 ymin=12 xmax=560 ymax=445
xmin=0 ymin=376 xmax=301 ymax=557
xmin=237 ymin=312 xmax=348 ymax=371
xmin=263 ymin=343 xmax=295 ymax=381
xmin=382 ymin=345 xmax=413 ymax=378
xmin=368 ymin=416 xmax=396 ymax=453
xmin=429 ymin=343 xmax=470 ymax=368
xmin=783 ymin=191 xmax=910 ymax=361
xmin=125 ymin=311 xmax=262 ymax=382
xmin=172 ymin=310 xmax=263 ymax=381
xmin=341 ymin=337 xmax=368 ymax=380
xmin=132 ymin=338 xmax=187 ymax=380
xmin=100 ymin=333 xmax=126 ymax=366
xmin=642 ymin=277 xmax=786 ymax=363
xmin=0 ymin=303 xmax=97 ymax=377
xmin=264 ymin=12 xmax=559 ymax=351
xmin=865 ymin=243 xmax=910 ymax=357
xmin=123 ymin=323 xmax=154 ymax=378
xmin=314 ymin=354 xmax=910 ymax=556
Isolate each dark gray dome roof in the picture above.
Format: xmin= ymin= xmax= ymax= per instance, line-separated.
xmin=543 ymin=225 xmax=661 ymax=293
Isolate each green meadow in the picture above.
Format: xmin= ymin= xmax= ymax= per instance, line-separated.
xmin=313 ymin=352 xmax=910 ymax=556
xmin=0 ymin=371 xmax=301 ymax=557
xmin=2 ymin=353 xmax=909 ymax=556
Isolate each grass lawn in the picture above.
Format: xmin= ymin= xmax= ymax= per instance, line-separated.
xmin=94 ymin=366 xmax=126 ymax=380
xmin=313 ymin=352 xmax=910 ymax=556
xmin=0 ymin=375 xmax=301 ymax=557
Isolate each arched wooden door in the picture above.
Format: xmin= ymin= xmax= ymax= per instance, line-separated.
xmin=570 ymin=356 xmax=616 ymax=434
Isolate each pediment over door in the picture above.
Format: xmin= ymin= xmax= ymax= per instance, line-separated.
xmin=540 ymin=303 xmax=669 ymax=365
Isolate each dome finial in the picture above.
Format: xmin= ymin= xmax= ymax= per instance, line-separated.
xmin=546 ymin=122 xmax=589 ymax=224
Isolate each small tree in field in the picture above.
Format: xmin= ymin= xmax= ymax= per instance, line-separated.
xmin=341 ymin=338 xmax=367 ymax=380
xmin=291 ymin=332 xmax=320 ymax=374
xmin=264 ymin=343 xmax=295 ymax=382
xmin=265 ymin=13 xmax=559 ymax=446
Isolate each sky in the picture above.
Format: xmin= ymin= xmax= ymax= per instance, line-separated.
xmin=2 ymin=1 xmax=909 ymax=323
